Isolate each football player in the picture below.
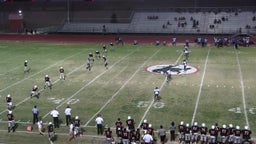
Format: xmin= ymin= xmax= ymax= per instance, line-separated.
xmin=73 ymin=116 xmax=81 ymax=137
xmin=233 ymin=126 xmax=241 ymax=144
xmin=228 ymin=124 xmax=235 ymax=144
xmin=184 ymin=46 xmax=189 ymax=60
xmin=59 ymin=67 xmax=65 ymax=80
xmin=105 ymin=127 xmax=114 ymax=144
xmin=191 ymin=122 xmax=200 ymax=144
xmin=102 ymin=56 xmax=108 ymax=69
xmin=7 ymin=111 xmax=15 ymax=133
xmin=102 ymin=44 xmax=107 ymax=56
xmin=122 ymin=128 xmax=130 ymax=144
xmin=115 ymin=118 xmax=123 ymax=135
xmin=86 ymin=58 xmax=91 ymax=71
xmin=47 ymin=122 xmax=55 ymax=144
xmin=242 ymin=126 xmax=252 ymax=144
xmin=154 ymin=87 xmax=160 ymax=101
xmin=126 ymin=116 xmax=135 ymax=131
xmin=140 ymin=119 xmax=149 ymax=137
xmin=44 ymin=75 xmax=52 ymax=89
xmin=184 ymin=123 xmax=191 ymax=144
xmin=219 ymin=124 xmax=229 ymax=144
xmin=178 ymin=121 xmax=185 ymax=143
xmin=200 ymin=123 xmax=208 ymax=144
xmin=89 ymin=52 xmax=94 ymax=62
xmin=6 ymin=94 xmax=12 ymax=110
xmin=165 ymin=69 xmax=172 ymax=83
xmin=183 ymin=59 xmax=188 ymax=72
xmin=31 ymin=85 xmax=40 ymax=98
xmin=95 ymin=50 xmax=101 ymax=59
xmin=24 ymin=60 xmax=30 ymax=73
xmin=209 ymin=125 xmax=218 ymax=144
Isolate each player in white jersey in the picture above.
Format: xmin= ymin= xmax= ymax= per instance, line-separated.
xmin=154 ymin=87 xmax=160 ymax=101
xmin=165 ymin=69 xmax=172 ymax=83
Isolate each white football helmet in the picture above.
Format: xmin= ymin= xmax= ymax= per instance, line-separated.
xmin=236 ymin=126 xmax=240 ymax=129
xmin=7 ymin=94 xmax=11 ymax=97
xmin=143 ymin=119 xmax=147 ymax=123
xmin=149 ymin=124 xmax=152 ymax=128
xmin=202 ymin=123 xmax=206 ymax=127
xmin=128 ymin=116 xmax=131 ymax=119
xmin=180 ymin=121 xmax=184 ymax=125
xmin=245 ymin=126 xmax=249 ymax=130
xmin=49 ymin=122 xmax=52 ymax=125
xmin=194 ymin=122 xmax=198 ymax=126
xmin=223 ymin=124 xmax=227 ymax=128
xmin=75 ymin=116 xmax=79 ymax=119
xmin=8 ymin=111 xmax=12 ymax=114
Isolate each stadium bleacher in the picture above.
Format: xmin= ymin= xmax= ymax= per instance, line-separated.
xmin=0 ymin=0 xmax=255 ymax=34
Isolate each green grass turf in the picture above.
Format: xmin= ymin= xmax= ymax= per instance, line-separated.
xmin=0 ymin=41 xmax=255 ymax=143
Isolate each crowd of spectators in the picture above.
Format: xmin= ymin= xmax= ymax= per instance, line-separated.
xmin=147 ymin=15 xmax=159 ymax=20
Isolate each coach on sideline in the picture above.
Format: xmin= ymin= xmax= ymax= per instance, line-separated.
xmin=50 ymin=107 xmax=59 ymax=128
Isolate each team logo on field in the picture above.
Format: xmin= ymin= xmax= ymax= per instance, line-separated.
xmin=145 ymin=64 xmax=198 ymax=75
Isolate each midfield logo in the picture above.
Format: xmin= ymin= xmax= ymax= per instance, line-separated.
xmin=145 ymin=64 xmax=198 ymax=75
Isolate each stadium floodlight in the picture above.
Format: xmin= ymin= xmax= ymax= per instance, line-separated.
xmin=18 ymin=9 xmax=22 ymax=15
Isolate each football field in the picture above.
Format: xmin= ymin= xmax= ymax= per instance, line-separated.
xmin=0 ymin=41 xmax=255 ymax=143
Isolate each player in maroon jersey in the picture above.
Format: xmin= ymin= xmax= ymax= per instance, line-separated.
xmin=140 ymin=119 xmax=149 ymax=137
xmin=234 ymin=126 xmax=241 ymax=144
xmin=219 ymin=124 xmax=229 ymax=144
xmin=178 ymin=121 xmax=185 ymax=143
xmin=115 ymin=118 xmax=123 ymax=135
xmin=184 ymin=123 xmax=191 ymax=144
xmin=200 ymin=123 xmax=208 ymax=144
xmin=122 ymin=128 xmax=130 ymax=144
xmin=116 ymin=127 xmax=123 ymax=144
xmin=191 ymin=122 xmax=200 ymax=144
xmin=44 ymin=75 xmax=52 ymax=89
xmin=228 ymin=124 xmax=235 ymax=144
xmin=104 ymin=127 xmax=114 ymax=144
xmin=147 ymin=124 xmax=154 ymax=137
xmin=209 ymin=125 xmax=218 ymax=144
xmin=242 ymin=126 xmax=252 ymax=144
xmin=7 ymin=111 xmax=15 ymax=133
xmin=73 ymin=116 xmax=81 ymax=137
xmin=126 ymin=116 xmax=135 ymax=131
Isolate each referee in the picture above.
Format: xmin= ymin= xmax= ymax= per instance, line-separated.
xmin=32 ymin=105 xmax=39 ymax=124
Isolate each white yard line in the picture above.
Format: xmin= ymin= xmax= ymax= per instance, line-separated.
xmin=234 ymin=49 xmax=249 ymax=127
xmin=42 ymin=52 xmax=134 ymax=119
xmin=191 ymin=47 xmax=211 ymax=125
xmin=0 ymin=66 xmax=22 ymax=76
xmin=137 ymin=50 xmax=183 ymax=128
xmin=0 ymin=52 xmax=85 ymax=115
xmin=84 ymin=48 xmax=162 ymax=127
xmin=0 ymin=52 xmax=81 ymax=93
xmin=0 ymin=64 xmax=86 ymax=116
